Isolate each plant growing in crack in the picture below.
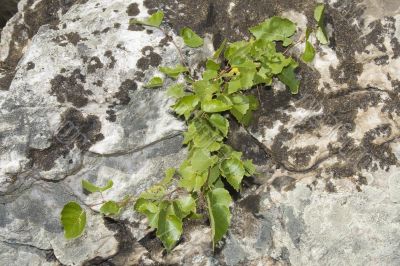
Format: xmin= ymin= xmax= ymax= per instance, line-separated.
xmin=61 ymin=4 xmax=329 ymax=251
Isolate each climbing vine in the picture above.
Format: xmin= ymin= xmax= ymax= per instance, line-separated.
xmin=61 ymin=4 xmax=328 ymax=251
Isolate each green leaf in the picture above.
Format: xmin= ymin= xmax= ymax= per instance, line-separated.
xmin=249 ymin=16 xmax=296 ymax=46
xmin=301 ymin=29 xmax=316 ymax=63
xmin=61 ymin=202 xmax=86 ymax=239
xmin=172 ymin=95 xmax=200 ymax=120
xmin=206 ymin=188 xmax=232 ymax=248
xmin=314 ymin=4 xmax=325 ymax=23
xmin=314 ymin=4 xmax=329 ymax=45
xmin=193 ymin=80 xmax=218 ymax=100
xmin=144 ymin=77 xmax=163 ymax=88
xmin=220 ymin=157 xmax=246 ymax=191
xmin=82 ymin=179 xmax=113 ymax=193
xmin=224 ymin=41 xmax=252 ymax=64
xmin=227 ymin=79 xmax=242 ymax=94
xmin=278 ymin=61 xmax=300 ymax=94
xmin=138 ymin=185 xmax=166 ymax=201
xmin=191 ymin=149 xmax=217 ymax=172
xmin=134 ymin=198 xmax=160 ymax=228
xmin=206 ymin=59 xmax=220 ymax=71
xmin=173 ymin=196 xmax=196 ymax=219
xmin=243 ymin=159 xmax=256 ymax=176
xmin=208 ymin=114 xmax=229 ymax=137
xmin=316 ymin=27 xmax=328 ymax=45
xmin=167 ymin=83 xmax=186 ymax=98
xmin=129 ymin=10 xmax=164 ymax=28
xmin=179 ymin=169 xmax=207 ymax=192
xmin=100 ymin=201 xmax=121 ymax=215
xmin=208 ymin=165 xmax=221 ymax=186
xmin=180 ymin=27 xmax=204 ymax=48
xmin=201 ymin=98 xmax=232 ymax=113
xmin=160 ymin=65 xmax=188 ymax=79
xmin=160 ymin=168 xmax=176 ymax=186
xmin=157 ymin=202 xmax=183 ymax=252
xmin=213 ymin=39 xmax=227 ymax=59
xmin=191 ymin=119 xmax=224 ymax=149
xmin=202 ymin=70 xmax=218 ymax=81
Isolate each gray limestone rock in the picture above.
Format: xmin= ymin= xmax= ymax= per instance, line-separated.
xmin=0 ymin=0 xmax=400 ymax=265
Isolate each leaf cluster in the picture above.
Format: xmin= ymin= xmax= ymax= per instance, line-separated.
xmin=60 ymin=4 xmax=329 ymax=252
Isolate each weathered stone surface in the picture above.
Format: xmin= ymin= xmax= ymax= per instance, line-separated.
xmin=0 ymin=0 xmax=400 ymax=265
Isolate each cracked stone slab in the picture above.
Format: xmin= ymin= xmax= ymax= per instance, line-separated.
xmin=0 ymin=0 xmax=400 ymax=265
xmin=0 ymin=0 xmax=191 ymax=191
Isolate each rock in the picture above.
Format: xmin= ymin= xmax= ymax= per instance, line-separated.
xmin=0 ymin=0 xmax=400 ymax=265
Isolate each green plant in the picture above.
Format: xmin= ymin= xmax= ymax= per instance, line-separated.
xmin=61 ymin=5 xmax=328 ymax=251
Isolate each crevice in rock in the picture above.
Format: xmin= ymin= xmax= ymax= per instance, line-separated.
xmin=0 ymin=240 xmax=64 ymax=265
xmin=83 ymin=217 xmax=152 ymax=265
xmin=87 ymin=131 xmax=184 ymax=158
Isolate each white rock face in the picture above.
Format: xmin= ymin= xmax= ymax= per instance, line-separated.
xmin=0 ymin=0 xmax=400 ymax=265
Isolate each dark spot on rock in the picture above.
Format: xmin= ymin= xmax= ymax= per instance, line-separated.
xmin=239 ymin=194 xmax=261 ymax=214
xmin=114 ymin=79 xmax=137 ymax=105
xmin=92 ymin=30 xmax=101 ymax=35
xmin=327 ymin=163 xmax=357 ymax=179
xmin=87 ymin=56 xmax=104 ymax=74
xmin=360 ymin=124 xmax=398 ymax=171
xmin=325 ymin=180 xmax=336 ymax=193
xmin=272 ymin=176 xmax=296 ymax=191
xmin=288 ymin=146 xmax=318 ymax=168
xmin=27 ymin=62 xmax=35 ymax=70
xmin=0 ymin=0 xmax=78 ymax=90
xmin=52 ymin=32 xmax=88 ymax=46
xmin=158 ymin=35 xmax=170 ymax=47
xmin=0 ymin=0 xmax=18 ymax=28
xmin=134 ymin=71 xmax=145 ymax=81
xmin=227 ymin=119 xmax=269 ymax=165
xmin=84 ymin=218 xmax=141 ymax=266
xmin=128 ymin=24 xmax=145 ymax=31
xmin=28 ymin=108 xmax=103 ymax=171
xmin=101 ymin=27 xmax=110 ymax=33
xmin=146 ymin=29 xmax=153 ymax=34
xmin=60 ymin=68 xmax=67 ymax=73
xmin=136 ymin=48 xmax=162 ymax=70
xmin=50 ymin=69 xmax=92 ymax=108
xmin=93 ymin=80 xmax=103 ymax=87
xmin=104 ymin=50 xmax=117 ymax=68
xmin=114 ymin=22 xmax=121 ymax=29
xmin=126 ymin=3 xmax=140 ymax=16
xmin=72 ymin=17 xmax=80 ymax=22
xmin=106 ymin=109 xmax=116 ymax=122
xmin=374 ymin=55 xmax=389 ymax=65
xmin=116 ymin=43 xmax=126 ymax=50
xmin=391 ymin=38 xmax=400 ymax=59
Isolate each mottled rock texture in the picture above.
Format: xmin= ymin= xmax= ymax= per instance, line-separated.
xmin=0 ymin=0 xmax=400 ymax=265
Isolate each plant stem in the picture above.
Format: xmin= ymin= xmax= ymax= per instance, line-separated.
xmin=160 ymin=28 xmax=187 ymax=68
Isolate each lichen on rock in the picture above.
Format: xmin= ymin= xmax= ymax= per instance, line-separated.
xmin=0 ymin=0 xmax=400 ymax=265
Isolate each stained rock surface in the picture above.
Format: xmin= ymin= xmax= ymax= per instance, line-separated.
xmin=0 ymin=0 xmax=400 ymax=265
